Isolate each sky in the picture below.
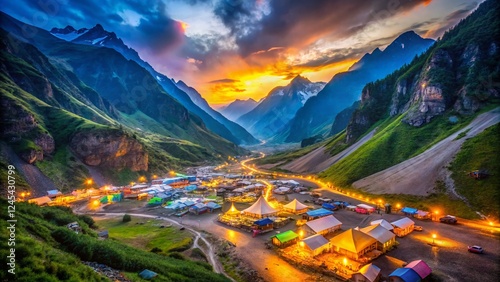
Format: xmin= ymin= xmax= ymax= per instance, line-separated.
xmin=2 ymin=0 xmax=481 ymax=107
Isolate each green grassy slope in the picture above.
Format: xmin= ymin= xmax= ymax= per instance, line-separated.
xmin=0 ymin=200 xmax=229 ymax=282
xmin=449 ymin=124 xmax=500 ymax=218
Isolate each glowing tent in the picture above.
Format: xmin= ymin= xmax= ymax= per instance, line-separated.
xmin=242 ymin=196 xmax=278 ymax=218
xmin=331 ymin=229 xmax=377 ymax=260
xmin=283 ymin=199 xmax=309 ymax=214
xmin=225 ymin=202 xmax=241 ymax=216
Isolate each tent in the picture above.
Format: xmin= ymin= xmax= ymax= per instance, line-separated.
xmin=352 ymin=263 xmax=381 ymax=282
xmin=305 ymin=208 xmax=334 ymax=219
xmin=272 ymin=230 xmax=299 ymax=248
xmin=302 ymin=215 xmax=342 ymax=236
xmin=225 ymin=202 xmax=241 ymax=216
xmin=205 ymin=202 xmax=221 ymax=212
xmin=389 ymin=268 xmax=421 ymax=282
xmin=331 ymin=229 xmax=377 ymax=260
xmin=360 ymin=224 xmax=396 ymax=252
xmin=28 ymin=196 xmax=52 ymax=206
xmin=138 ymin=269 xmax=158 ymax=280
xmin=401 ymin=207 xmax=418 ymax=215
xmin=300 ymin=234 xmax=331 ymax=256
xmin=283 ymin=199 xmax=309 ymax=214
xmin=148 ymin=197 xmax=163 ymax=205
xmin=415 ymin=210 xmax=430 ymax=220
xmin=391 ymin=217 xmax=415 ymax=237
xmin=242 ymin=196 xmax=278 ymax=218
xmin=370 ymin=219 xmax=394 ymax=231
xmin=405 ymin=260 xmax=432 ymax=279
xmin=47 ymin=190 xmax=62 ymax=198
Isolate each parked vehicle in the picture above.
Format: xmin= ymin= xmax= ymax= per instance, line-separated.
xmin=440 ymin=215 xmax=457 ymax=224
xmin=468 ymin=245 xmax=484 ymax=254
xmin=414 ymin=225 xmax=423 ymax=231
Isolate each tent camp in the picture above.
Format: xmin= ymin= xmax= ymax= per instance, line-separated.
xmin=391 ymin=217 xmax=415 ymax=237
xmin=300 ymin=234 xmax=331 ymax=256
xmin=272 ymin=230 xmax=299 ymax=248
xmin=370 ymin=219 xmax=394 ymax=231
xmin=305 ymin=208 xmax=333 ymax=220
xmin=360 ymin=224 xmax=396 ymax=252
xmin=405 ymin=260 xmax=432 ymax=280
xmin=242 ymin=196 xmax=278 ymax=218
xmin=352 ymin=263 xmax=381 ymax=282
xmin=331 ymin=229 xmax=377 ymax=260
xmin=389 ymin=268 xmax=421 ymax=282
xmin=302 ymin=215 xmax=342 ymax=237
xmin=283 ymin=199 xmax=309 ymax=214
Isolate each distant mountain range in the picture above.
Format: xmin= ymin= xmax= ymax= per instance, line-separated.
xmin=273 ymin=30 xmax=435 ymax=143
xmin=219 ymin=98 xmax=258 ymax=122
xmin=50 ymin=24 xmax=258 ymax=145
xmin=236 ymin=75 xmax=325 ymax=139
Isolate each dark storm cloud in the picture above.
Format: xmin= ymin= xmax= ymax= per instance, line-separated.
xmin=214 ymin=0 xmax=434 ymax=57
xmin=1 ymin=0 xmax=185 ymax=55
xmin=425 ymin=1 xmax=478 ymax=38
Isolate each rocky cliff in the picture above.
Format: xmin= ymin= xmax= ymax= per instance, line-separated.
xmin=70 ymin=130 xmax=148 ymax=171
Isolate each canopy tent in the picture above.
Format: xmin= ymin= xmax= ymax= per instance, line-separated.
xmin=405 ymin=260 xmax=432 ymax=279
xmin=242 ymin=196 xmax=278 ymax=218
xmin=304 ymin=215 xmax=342 ymax=236
xmin=306 ymin=208 xmax=334 ymax=218
xmin=353 ymin=263 xmax=381 ymax=282
xmin=254 ymin=218 xmax=274 ymax=226
xmin=272 ymin=230 xmax=299 ymax=247
xmin=225 ymin=202 xmax=241 ymax=216
xmin=391 ymin=217 xmax=415 ymax=229
xmin=389 ymin=268 xmax=421 ymax=282
xmin=401 ymin=207 xmax=418 ymax=215
xmin=360 ymin=224 xmax=396 ymax=251
xmin=370 ymin=219 xmax=394 ymax=231
xmin=301 ymin=234 xmax=330 ymax=256
xmin=331 ymin=229 xmax=377 ymax=260
xmin=283 ymin=199 xmax=309 ymax=214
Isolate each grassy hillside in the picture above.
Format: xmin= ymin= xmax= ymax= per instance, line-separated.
xmin=449 ymin=124 xmax=500 ymax=218
xmin=0 ymin=200 xmax=229 ymax=282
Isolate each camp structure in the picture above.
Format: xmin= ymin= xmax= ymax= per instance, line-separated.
xmin=283 ymin=199 xmax=309 ymax=214
xmin=147 ymin=197 xmax=163 ymax=206
xmin=138 ymin=269 xmax=158 ymax=280
xmin=415 ymin=210 xmax=430 ymax=220
xmin=401 ymin=207 xmax=418 ymax=216
xmin=304 ymin=208 xmax=334 ymax=220
xmin=301 ymin=215 xmax=342 ymax=237
xmin=351 ymin=263 xmax=381 ymax=282
xmin=356 ymin=204 xmax=375 ymax=214
xmin=360 ymin=224 xmax=396 ymax=252
xmin=46 ymin=189 xmax=62 ymax=198
xmin=252 ymin=218 xmax=274 ymax=235
xmin=370 ymin=219 xmax=394 ymax=231
xmin=405 ymin=260 xmax=432 ymax=280
xmin=205 ymin=202 xmax=222 ymax=212
xmin=391 ymin=217 xmax=415 ymax=237
xmin=189 ymin=203 xmax=209 ymax=215
xmin=28 ymin=196 xmax=52 ymax=206
xmin=331 ymin=229 xmax=377 ymax=261
xmin=388 ymin=268 xmax=421 ymax=282
xmin=272 ymin=230 xmax=299 ymax=248
xmin=300 ymin=234 xmax=331 ymax=257
xmin=225 ymin=202 xmax=241 ymax=216
xmin=242 ymin=196 xmax=278 ymax=218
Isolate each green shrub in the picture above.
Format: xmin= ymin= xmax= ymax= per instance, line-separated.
xmin=122 ymin=214 xmax=132 ymax=223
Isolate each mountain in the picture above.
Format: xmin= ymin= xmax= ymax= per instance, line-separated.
xmin=329 ymin=101 xmax=360 ymax=136
xmin=276 ymin=30 xmax=435 ymax=143
xmin=0 ymin=12 xmax=246 ymax=191
xmin=175 ymin=80 xmax=259 ymax=144
xmin=50 ymin=24 xmax=258 ymax=145
xmin=219 ymin=98 xmax=258 ymax=122
xmin=236 ymin=75 xmax=325 ymax=139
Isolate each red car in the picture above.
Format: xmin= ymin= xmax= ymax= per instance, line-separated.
xmin=468 ymin=245 xmax=484 ymax=254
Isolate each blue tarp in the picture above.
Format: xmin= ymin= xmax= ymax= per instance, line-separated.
xmin=184 ymin=185 xmax=197 ymax=192
xmin=401 ymin=207 xmax=418 ymax=214
xmin=389 ymin=268 xmax=421 ymax=282
xmin=206 ymin=202 xmax=221 ymax=210
xmin=254 ymin=218 xmax=274 ymax=226
xmin=322 ymin=203 xmax=337 ymax=210
xmin=138 ymin=269 xmax=158 ymax=280
xmin=306 ymin=208 xmax=334 ymax=217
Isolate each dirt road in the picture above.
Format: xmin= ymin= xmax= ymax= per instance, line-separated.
xmin=353 ymin=108 xmax=500 ymax=195
xmin=281 ymin=129 xmax=377 ymax=173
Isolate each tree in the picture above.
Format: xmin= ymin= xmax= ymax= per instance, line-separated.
xmin=122 ymin=214 xmax=131 ymax=223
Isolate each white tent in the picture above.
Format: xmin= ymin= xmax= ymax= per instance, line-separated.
xmin=301 ymin=234 xmax=331 ymax=256
xmin=242 ymin=196 xmax=278 ymax=218
xmin=370 ymin=219 xmax=394 ymax=231
xmin=303 ymin=215 xmax=342 ymax=236
xmin=283 ymin=199 xmax=309 ymax=214
xmin=352 ymin=263 xmax=381 ymax=282
xmin=360 ymin=224 xmax=396 ymax=252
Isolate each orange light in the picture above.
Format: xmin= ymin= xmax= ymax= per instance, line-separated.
xmin=343 ymin=258 xmax=347 ymax=265
xmin=93 ymin=200 xmax=99 ymax=206
xmin=299 ymin=241 xmax=304 ymax=247
xmin=489 ymin=222 xmax=493 ymax=226
xmin=21 ymin=192 xmax=25 ymax=197
xmin=432 ymin=234 xmax=437 ymax=239
xmin=299 ymin=230 xmax=304 ymax=238
xmin=87 ymin=179 xmax=93 ymax=185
